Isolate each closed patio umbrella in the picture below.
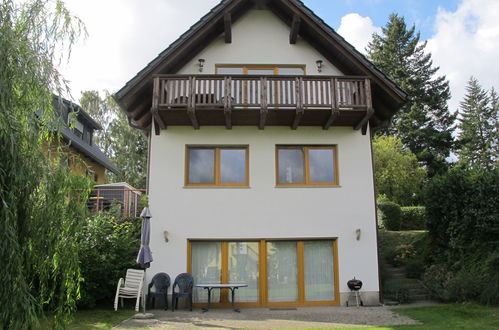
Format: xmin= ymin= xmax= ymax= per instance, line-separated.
xmin=136 ymin=207 xmax=153 ymax=315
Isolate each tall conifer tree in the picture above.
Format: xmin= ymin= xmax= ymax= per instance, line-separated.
xmin=457 ymin=77 xmax=498 ymax=169
xmin=367 ymin=14 xmax=455 ymax=176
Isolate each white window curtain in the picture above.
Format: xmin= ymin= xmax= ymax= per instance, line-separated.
xmin=304 ymin=241 xmax=335 ymax=301
xmin=191 ymin=242 xmax=221 ymax=302
xmin=267 ymin=241 xmax=298 ymax=302
xmin=228 ymin=242 xmax=259 ymax=302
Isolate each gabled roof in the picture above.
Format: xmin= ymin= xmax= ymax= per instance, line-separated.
xmin=114 ymin=0 xmax=407 ymax=131
xmin=54 ymin=96 xmax=102 ymax=130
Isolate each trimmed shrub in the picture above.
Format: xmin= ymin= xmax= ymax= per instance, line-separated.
xmin=378 ymin=201 xmax=401 ymax=230
xmin=78 ymin=214 xmax=141 ymax=308
xmin=400 ymin=206 xmax=426 ymax=230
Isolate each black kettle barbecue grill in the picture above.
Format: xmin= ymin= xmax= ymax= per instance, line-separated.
xmin=346 ymin=277 xmax=363 ymax=307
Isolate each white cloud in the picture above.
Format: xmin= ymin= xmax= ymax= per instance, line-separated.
xmin=337 ymin=13 xmax=381 ymax=54
xmin=427 ymin=0 xmax=499 ymax=112
xmin=60 ymin=0 xmax=219 ymax=100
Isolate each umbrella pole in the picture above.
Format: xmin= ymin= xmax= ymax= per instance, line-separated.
xmin=143 ymin=269 xmax=146 ymax=314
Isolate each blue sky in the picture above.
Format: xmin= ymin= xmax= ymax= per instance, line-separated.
xmin=304 ymin=0 xmax=461 ymax=40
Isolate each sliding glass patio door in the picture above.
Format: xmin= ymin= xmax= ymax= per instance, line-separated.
xmin=266 ymin=241 xmax=298 ymax=302
xmin=189 ymin=239 xmax=338 ymax=306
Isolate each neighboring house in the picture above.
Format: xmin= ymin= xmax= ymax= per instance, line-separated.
xmin=115 ymin=0 xmax=406 ymax=307
xmin=52 ymin=96 xmax=120 ymax=183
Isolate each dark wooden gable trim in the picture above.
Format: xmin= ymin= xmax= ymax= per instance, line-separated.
xmin=289 ymin=14 xmax=300 ymax=44
xmin=224 ymin=12 xmax=232 ymax=43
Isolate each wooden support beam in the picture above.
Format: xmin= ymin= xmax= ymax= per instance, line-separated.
xmin=153 ymin=119 xmax=160 ymax=135
xmin=289 ymin=14 xmax=301 ymax=44
xmin=361 ymin=123 xmax=368 ymax=135
xmin=354 ymin=108 xmax=374 ymax=131
xmin=188 ymin=77 xmax=199 ymax=129
xmin=224 ymin=13 xmax=232 ymax=43
xmin=259 ymin=76 xmax=268 ymax=129
xmin=291 ymin=77 xmax=303 ymax=129
xmin=224 ymin=77 xmax=232 ymax=129
xmin=323 ymin=110 xmax=339 ymax=130
xmin=151 ymin=108 xmax=166 ymax=134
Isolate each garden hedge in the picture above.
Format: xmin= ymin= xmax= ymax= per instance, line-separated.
xmin=378 ymin=200 xmax=402 ymax=230
xmin=400 ymin=206 xmax=426 ymax=230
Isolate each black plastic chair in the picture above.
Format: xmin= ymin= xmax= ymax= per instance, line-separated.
xmin=147 ymin=272 xmax=171 ymax=310
xmin=171 ymin=273 xmax=194 ymax=311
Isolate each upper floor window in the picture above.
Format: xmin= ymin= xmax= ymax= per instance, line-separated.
xmin=216 ymin=65 xmax=305 ymax=75
xmin=73 ymin=120 xmax=84 ymax=139
xmin=186 ymin=146 xmax=249 ymax=187
xmin=276 ymin=146 xmax=338 ymax=186
xmin=83 ymin=127 xmax=93 ymax=145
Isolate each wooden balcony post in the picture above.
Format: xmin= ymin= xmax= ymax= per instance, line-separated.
xmin=188 ymin=76 xmax=199 ymax=129
xmin=96 ymin=189 xmax=100 ymax=213
xmin=354 ymin=78 xmax=374 ymax=134
xmin=291 ymin=77 xmax=303 ymax=130
xmin=151 ymin=77 xmax=166 ymax=135
xmin=259 ymin=76 xmax=268 ymax=129
xmin=324 ymin=78 xmax=339 ymax=130
xmin=224 ymin=77 xmax=232 ymax=129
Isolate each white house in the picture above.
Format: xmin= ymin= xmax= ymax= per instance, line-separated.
xmin=115 ymin=0 xmax=406 ymax=307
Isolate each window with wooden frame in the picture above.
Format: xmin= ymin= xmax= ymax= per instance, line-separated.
xmin=216 ymin=64 xmax=305 ymax=75
xmin=185 ymin=146 xmax=249 ymax=187
xmin=276 ymin=146 xmax=338 ymax=186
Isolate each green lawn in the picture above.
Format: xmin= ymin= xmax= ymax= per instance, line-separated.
xmin=38 ymin=303 xmax=499 ymax=329
xmin=388 ymin=303 xmax=499 ymax=330
xmin=36 ymin=309 xmax=135 ymax=330
xmin=67 ymin=309 xmax=136 ymax=330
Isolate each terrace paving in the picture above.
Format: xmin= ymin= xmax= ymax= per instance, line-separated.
xmin=116 ymin=304 xmax=427 ymax=329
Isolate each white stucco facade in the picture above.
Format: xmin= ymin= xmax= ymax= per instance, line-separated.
xmin=146 ymin=8 xmax=380 ymax=306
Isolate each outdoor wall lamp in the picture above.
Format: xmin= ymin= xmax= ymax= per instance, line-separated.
xmin=163 ymin=230 xmax=169 ymax=243
xmin=316 ymin=59 xmax=323 ymax=73
xmin=198 ymin=58 xmax=205 ymax=72
xmin=356 ymin=228 xmax=361 ymax=241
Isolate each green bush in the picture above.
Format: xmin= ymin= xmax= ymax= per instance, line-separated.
xmin=423 ymin=167 xmax=499 ymax=304
xmin=422 ymin=263 xmax=487 ymax=302
xmin=78 ymin=214 xmax=141 ymax=308
xmin=422 ymin=264 xmax=453 ymax=301
xmin=400 ymin=206 xmax=426 ymax=230
xmin=378 ymin=201 xmax=402 ymax=230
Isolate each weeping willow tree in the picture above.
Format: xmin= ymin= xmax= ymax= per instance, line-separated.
xmin=0 ymin=1 xmax=90 ymax=328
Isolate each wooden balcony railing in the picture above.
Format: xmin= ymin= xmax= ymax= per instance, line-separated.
xmin=151 ymin=75 xmax=373 ymax=131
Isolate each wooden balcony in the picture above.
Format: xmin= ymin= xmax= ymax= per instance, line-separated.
xmin=151 ymin=75 xmax=373 ymax=134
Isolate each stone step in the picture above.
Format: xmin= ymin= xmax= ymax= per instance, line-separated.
xmin=387 ymin=278 xmax=423 ymax=286
xmin=409 ymin=288 xmax=430 ymax=295
xmin=410 ymin=294 xmax=432 ymax=301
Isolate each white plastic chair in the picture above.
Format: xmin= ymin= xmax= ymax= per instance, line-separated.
xmin=114 ymin=269 xmax=144 ymax=311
